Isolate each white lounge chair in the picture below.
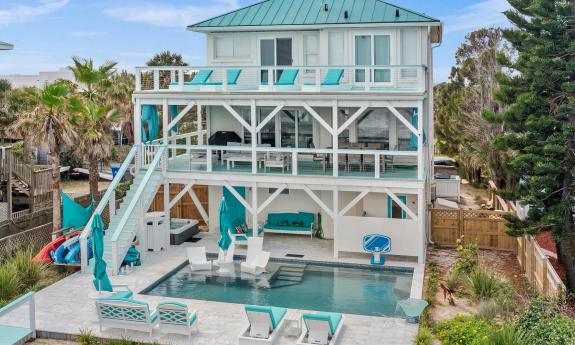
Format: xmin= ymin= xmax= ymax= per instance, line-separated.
xmin=187 ymin=246 xmax=212 ymax=271
xmin=157 ymin=301 xmax=198 ymax=340
xmin=239 ymin=305 xmax=287 ymax=345
xmin=95 ymin=297 xmax=158 ymax=336
xmin=216 ymin=242 xmax=236 ymax=275
xmin=241 ymin=237 xmax=269 ymax=275
xmin=297 ymin=312 xmax=344 ymax=345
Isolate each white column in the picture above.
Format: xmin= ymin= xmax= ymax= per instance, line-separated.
xmin=417 ymin=188 xmax=426 ymax=264
xmin=332 ymin=100 xmax=338 ymax=177
xmin=417 ymin=100 xmax=424 ymax=180
xmin=251 ymin=100 xmax=257 ymax=174
xmin=333 ymin=187 xmax=339 ymax=258
xmin=251 ymin=183 xmax=258 ymax=236
xmin=134 ymin=99 xmax=142 ymax=169
xmin=197 ymin=104 xmax=203 ymax=145
xmin=162 ymin=99 xmax=170 ymax=249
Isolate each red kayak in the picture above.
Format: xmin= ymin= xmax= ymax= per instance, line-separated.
xmin=35 ymin=236 xmax=67 ymax=263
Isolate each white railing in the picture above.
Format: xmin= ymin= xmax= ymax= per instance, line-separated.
xmin=0 ymin=291 xmax=36 ymax=341
xmin=135 ymin=64 xmax=427 ymax=93
xmin=80 ymin=145 xmax=138 ymax=273
xmin=110 ymin=146 xmax=166 ymax=272
xmin=162 ymin=144 xmax=418 ymax=179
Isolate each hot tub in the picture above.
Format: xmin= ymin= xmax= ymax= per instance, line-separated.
xmin=170 ymin=218 xmax=199 ymax=245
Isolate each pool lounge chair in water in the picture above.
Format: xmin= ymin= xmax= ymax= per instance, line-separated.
xmin=239 ymin=305 xmax=287 ymax=345
xmin=241 ymin=237 xmax=270 ymax=275
xmin=297 ymin=312 xmax=344 ymax=345
xmin=157 ymin=301 xmax=199 ymax=340
xmin=187 ymin=246 xmax=212 ymax=271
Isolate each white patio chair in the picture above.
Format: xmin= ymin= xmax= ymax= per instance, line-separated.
xmin=186 ymin=246 xmax=212 ymax=271
xmin=241 ymin=237 xmax=270 ymax=275
xmin=157 ymin=302 xmax=198 ymax=340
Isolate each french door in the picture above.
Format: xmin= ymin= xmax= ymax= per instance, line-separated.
xmin=260 ymin=38 xmax=292 ymax=84
xmin=355 ymin=34 xmax=391 ymax=84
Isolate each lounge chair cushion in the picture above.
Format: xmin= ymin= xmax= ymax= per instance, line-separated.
xmin=275 ymin=69 xmax=299 ymax=85
xmin=189 ymin=70 xmax=213 ymax=85
xmin=265 ymin=212 xmax=314 ymax=231
xmin=188 ymin=313 xmax=198 ymax=325
xmin=158 ymin=301 xmax=188 ymax=309
xmin=245 ymin=305 xmax=287 ymax=328
xmin=203 ymin=69 xmax=242 ymax=85
xmin=322 ymin=69 xmax=344 ymax=85
xmin=110 ymin=290 xmax=133 ymax=299
xmin=303 ymin=312 xmax=342 ymax=334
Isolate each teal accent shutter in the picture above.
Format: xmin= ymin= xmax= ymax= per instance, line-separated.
xmin=410 ymin=108 xmax=418 ymax=150
xmin=387 ymin=195 xmax=407 ymax=219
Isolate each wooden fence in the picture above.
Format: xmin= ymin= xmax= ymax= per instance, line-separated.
xmin=516 ymin=235 xmax=565 ymax=296
xmin=431 ymin=208 xmax=516 ymax=251
xmin=0 ymin=222 xmax=53 ymax=256
xmin=150 ymin=184 xmax=209 ymax=227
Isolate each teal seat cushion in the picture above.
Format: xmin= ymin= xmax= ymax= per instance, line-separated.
xmin=322 ymin=69 xmax=344 ymax=86
xmin=298 ymin=212 xmax=314 ymax=227
xmin=245 ymin=305 xmax=287 ymax=329
xmin=264 ymin=224 xmax=310 ymax=231
xmin=188 ymin=313 xmax=198 ymax=325
xmin=159 ymin=301 xmax=188 ymax=309
xmin=303 ymin=312 xmax=342 ymax=334
xmin=111 ymin=290 xmax=133 ymax=299
xmin=189 ymin=70 xmax=213 ymax=85
xmin=203 ymin=69 xmax=242 ymax=85
xmin=274 ymin=69 xmax=298 ymax=85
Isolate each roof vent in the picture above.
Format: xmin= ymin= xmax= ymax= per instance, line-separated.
xmin=324 ymin=3 xmax=329 ymax=11
xmin=344 ymin=10 xmax=349 ymax=19
xmin=395 ymin=9 xmax=400 ymax=17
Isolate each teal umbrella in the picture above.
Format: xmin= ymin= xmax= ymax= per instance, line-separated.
xmin=92 ymin=214 xmax=113 ymax=292
xmin=218 ymin=197 xmax=232 ymax=251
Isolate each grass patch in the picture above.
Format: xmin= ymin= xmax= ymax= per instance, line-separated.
xmin=468 ymin=270 xmax=501 ymax=301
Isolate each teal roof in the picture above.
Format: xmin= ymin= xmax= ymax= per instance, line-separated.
xmin=189 ymin=0 xmax=439 ymax=30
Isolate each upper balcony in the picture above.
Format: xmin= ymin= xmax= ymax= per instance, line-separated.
xmin=135 ymin=65 xmax=428 ymax=95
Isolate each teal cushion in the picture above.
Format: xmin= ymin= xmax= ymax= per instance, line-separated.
xmin=188 ymin=313 xmax=198 ymax=325
xmin=245 ymin=305 xmax=287 ymax=328
xmin=299 ymin=212 xmax=315 ymax=227
xmin=321 ymin=69 xmax=344 ymax=86
xmin=189 ymin=70 xmax=213 ymax=85
xmin=275 ymin=69 xmax=298 ymax=85
xmin=264 ymin=224 xmax=310 ymax=231
xmin=303 ymin=312 xmax=342 ymax=334
xmin=150 ymin=311 xmax=158 ymax=323
xmin=159 ymin=301 xmax=188 ymax=309
xmin=111 ymin=290 xmax=133 ymax=299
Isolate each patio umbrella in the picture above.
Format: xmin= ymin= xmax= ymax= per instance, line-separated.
xmin=92 ymin=214 xmax=113 ymax=292
xmin=218 ymin=197 xmax=232 ymax=252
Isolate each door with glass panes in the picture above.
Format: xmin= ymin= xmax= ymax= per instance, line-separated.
xmin=354 ymin=34 xmax=392 ymax=85
xmin=260 ymin=38 xmax=293 ymax=84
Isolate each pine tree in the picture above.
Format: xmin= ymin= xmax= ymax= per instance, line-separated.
xmin=493 ymin=1 xmax=575 ymax=290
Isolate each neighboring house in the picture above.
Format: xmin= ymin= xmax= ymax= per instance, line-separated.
xmin=0 ymin=67 xmax=75 ymax=89
xmin=82 ymin=0 xmax=442 ymax=274
xmin=0 ymin=41 xmax=13 ymax=50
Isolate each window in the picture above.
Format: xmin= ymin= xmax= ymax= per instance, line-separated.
xmin=214 ymin=35 xmax=250 ymax=59
xmin=357 ymin=109 xmax=389 ymax=147
xmin=400 ymin=30 xmax=419 ymax=78
xmin=328 ymin=32 xmax=344 ymax=66
xmin=355 ymin=34 xmax=391 ymax=83
xmin=303 ymin=34 xmax=319 ymax=66
xmin=387 ymin=195 xmax=407 ymax=219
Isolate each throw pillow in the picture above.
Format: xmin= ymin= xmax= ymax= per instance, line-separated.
xmin=240 ymin=223 xmax=248 ymax=233
xmin=292 ymin=220 xmax=304 ymax=227
xmin=235 ymin=225 xmax=244 ymax=234
xmin=278 ymin=220 xmax=289 ymax=226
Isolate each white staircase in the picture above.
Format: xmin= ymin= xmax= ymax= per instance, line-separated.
xmin=102 ymin=169 xmax=163 ymax=275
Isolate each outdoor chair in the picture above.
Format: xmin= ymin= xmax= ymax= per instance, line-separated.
xmin=186 ymin=246 xmax=212 ymax=271
xmin=297 ymin=312 xmax=344 ymax=345
xmin=95 ymin=297 xmax=158 ymax=336
xmin=157 ymin=301 xmax=199 ymax=340
xmin=239 ymin=305 xmax=287 ymax=345
xmin=240 ymin=237 xmax=270 ymax=275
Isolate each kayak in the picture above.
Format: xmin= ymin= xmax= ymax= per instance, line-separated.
xmin=54 ymin=236 xmax=80 ymax=264
xmin=64 ymin=238 xmax=93 ymax=264
xmin=34 ymin=236 xmax=66 ymax=263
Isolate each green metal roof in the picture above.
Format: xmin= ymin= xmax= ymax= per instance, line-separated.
xmin=189 ymin=0 xmax=439 ymax=30
xmin=0 ymin=41 xmax=13 ymax=50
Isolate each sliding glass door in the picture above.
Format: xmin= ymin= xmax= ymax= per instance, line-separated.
xmin=355 ymin=34 xmax=391 ymax=83
xmin=260 ymin=38 xmax=292 ymax=84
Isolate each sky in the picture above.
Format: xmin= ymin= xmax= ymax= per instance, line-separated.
xmin=0 ymin=0 xmax=512 ymax=83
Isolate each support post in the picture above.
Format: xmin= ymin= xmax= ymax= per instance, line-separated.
xmin=251 ymin=100 xmax=257 ymax=174
xmin=333 ymin=187 xmax=339 ymax=258
xmin=134 ymin=99 xmax=142 ymax=169
xmin=332 ymin=100 xmax=339 ymax=177
xmin=197 ymin=104 xmax=203 ymax=145
xmin=417 ymin=100 xmax=424 ymax=180
xmin=251 ymin=183 xmax=258 ymax=236
xmin=417 ymin=188 xmax=425 ymax=264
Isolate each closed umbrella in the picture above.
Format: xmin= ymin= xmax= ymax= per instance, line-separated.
xmin=218 ymin=197 xmax=232 ymax=251
xmin=92 ymin=214 xmax=113 ymax=292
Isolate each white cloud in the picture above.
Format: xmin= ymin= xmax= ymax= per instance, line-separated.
xmin=441 ymin=0 xmax=511 ymax=34
xmin=71 ymin=31 xmax=106 ymax=37
xmin=104 ymin=0 xmax=241 ymax=28
xmin=0 ymin=0 xmax=70 ymax=25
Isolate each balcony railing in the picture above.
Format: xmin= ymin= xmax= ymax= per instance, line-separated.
xmin=135 ymin=65 xmax=427 ymax=94
xmin=154 ymin=144 xmax=420 ymax=180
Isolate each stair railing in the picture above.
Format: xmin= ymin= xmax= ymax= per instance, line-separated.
xmin=110 ymin=145 xmax=166 ymax=274
xmin=80 ymin=145 xmax=139 ymax=273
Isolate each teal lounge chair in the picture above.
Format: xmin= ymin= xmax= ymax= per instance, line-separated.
xmin=239 ymin=305 xmax=287 ymax=344
xmin=187 ymin=69 xmax=213 ymax=85
xmin=275 ymin=69 xmax=299 ymax=85
xmin=95 ymin=297 xmax=158 ymax=335
xmin=298 ymin=312 xmax=344 ymax=345
xmin=305 ymin=69 xmax=344 ymax=86
xmin=204 ymin=69 xmax=242 ymax=86
xmin=157 ymin=302 xmax=198 ymax=340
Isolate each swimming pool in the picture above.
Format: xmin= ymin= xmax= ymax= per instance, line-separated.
xmin=142 ymin=260 xmax=413 ymax=317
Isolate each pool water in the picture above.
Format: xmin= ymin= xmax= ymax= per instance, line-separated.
xmin=142 ymin=261 xmax=413 ymax=317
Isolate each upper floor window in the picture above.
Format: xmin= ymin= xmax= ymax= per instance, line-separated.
xmin=214 ymin=35 xmax=250 ymax=59
xmin=400 ymin=29 xmax=420 ymax=78
xmin=303 ymin=34 xmax=319 ymax=66
xmin=355 ymin=34 xmax=391 ymax=83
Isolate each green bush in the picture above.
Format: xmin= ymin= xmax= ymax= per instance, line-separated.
xmin=485 ymin=325 xmax=525 ymax=345
xmin=468 ymin=270 xmax=500 ymax=300
xmin=444 ymin=270 xmax=462 ymax=292
xmin=0 ymin=264 xmax=18 ymax=304
xmin=436 ymin=315 xmax=491 ymax=345
xmin=454 ymin=236 xmax=479 ymax=274
xmin=9 ymin=247 xmax=49 ymax=289
xmin=115 ymin=180 xmax=133 ymax=199
xmin=517 ymin=296 xmax=575 ymax=345
xmin=416 ymin=326 xmax=433 ymax=345
xmin=425 ymin=260 xmax=439 ymax=305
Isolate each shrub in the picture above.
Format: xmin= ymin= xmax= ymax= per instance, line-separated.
xmin=486 ymin=325 xmax=525 ymax=345
xmin=78 ymin=328 xmax=99 ymax=345
xmin=415 ymin=326 xmax=433 ymax=345
xmin=436 ymin=315 xmax=491 ymax=345
xmin=454 ymin=236 xmax=479 ymax=274
xmin=9 ymin=247 xmax=49 ymax=289
xmin=468 ymin=270 xmax=500 ymax=300
xmin=476 ymin=299 xmax=499 ymax=320
xmin=444 ymin=270 xmax=462 ymax=292
xmin=517 ymin=296 xmax=575 ymax=345
xmin=425 ymin=260 xmax=439 ymax=305
xmin=0 ymin=264 xmax=18 ymax=304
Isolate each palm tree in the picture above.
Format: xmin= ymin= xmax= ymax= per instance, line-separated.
xmin=70 ymin=57 xmax=117 ymax=102
xmin=12 ymin=81 xmax=76 ymax=231
xmin=104 ymin=71 xmax=135 ymax=144
xmin=69 ymin=98 xmax=122 ymax=205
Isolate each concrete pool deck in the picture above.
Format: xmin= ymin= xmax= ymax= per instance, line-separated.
xmin=0 ymin=233 xmax=423 ymax=345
